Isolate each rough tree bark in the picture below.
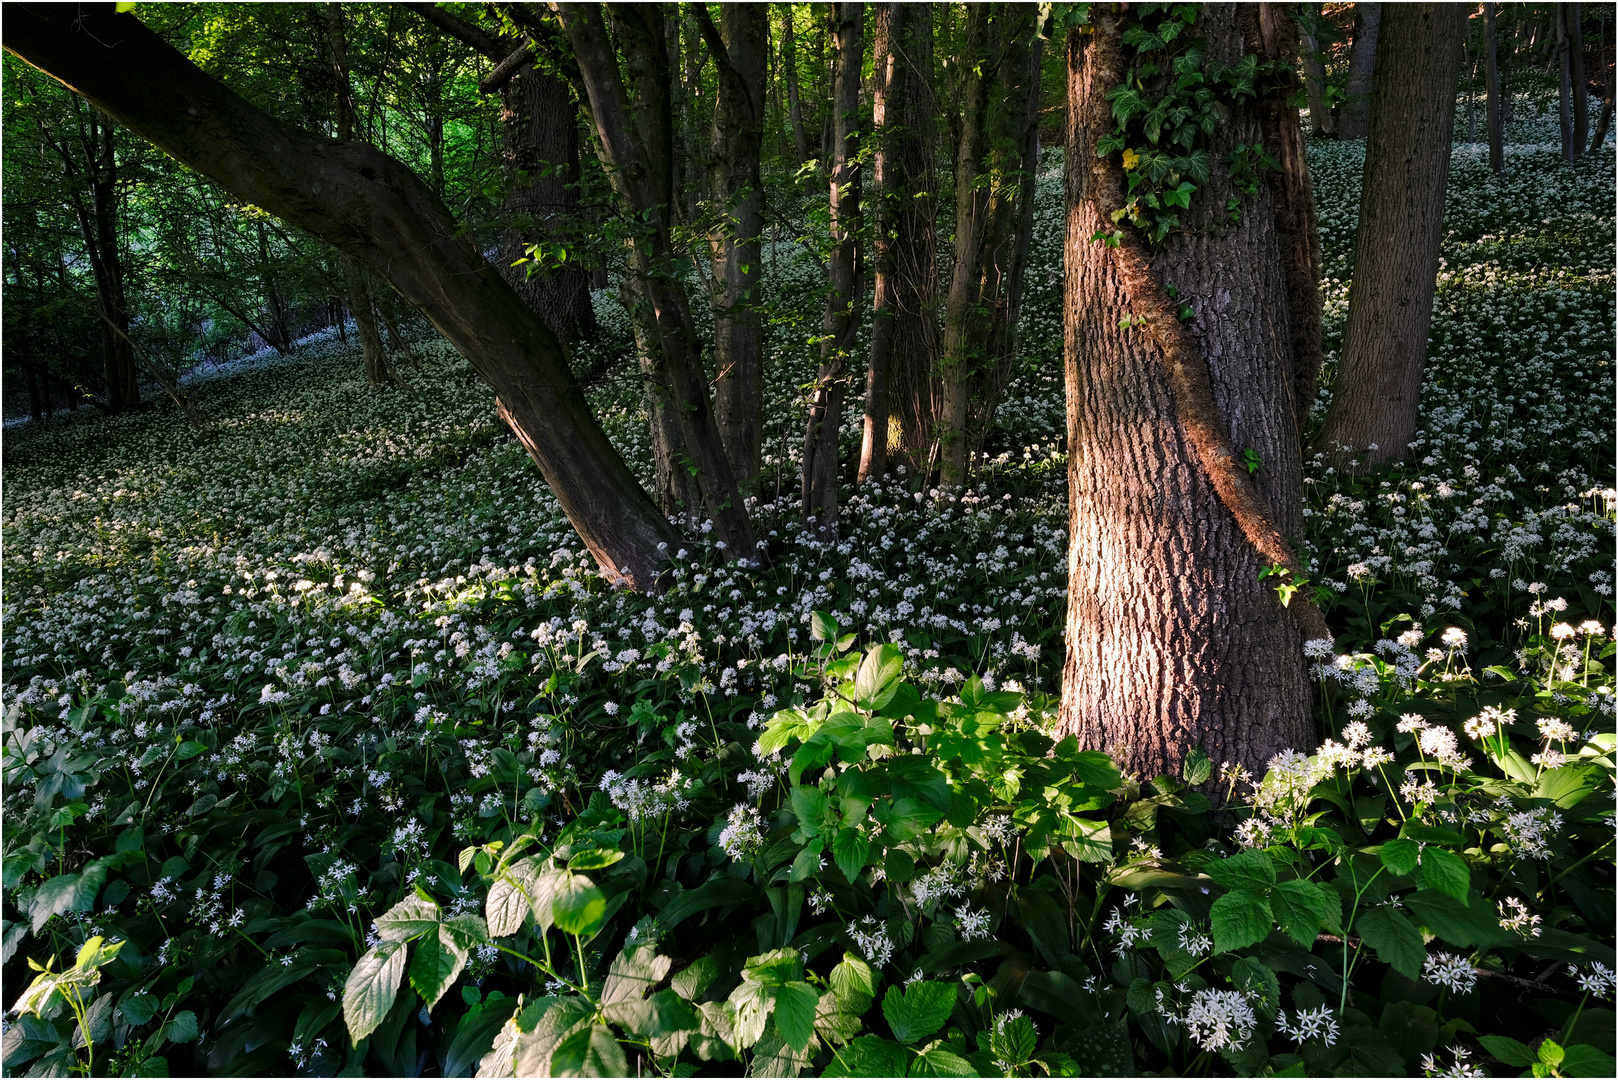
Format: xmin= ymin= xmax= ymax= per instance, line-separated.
xmin=554 ymin=3 xmax=758 ymax=562
xmin=1338 ymin=2 xmax=1381 ymax=140
xmin=1315 ymin=4 xmax=1465 ymax=468
xmin=696 ymin=4 xmax=768 ymax=491
xmin=1486 ymin=2 xmax=1504 ymax=173
xmin=1299 ymin=4 xmax=1335 ymax=138
xmin=1060 ymin=6 xmax=1330 ymax=782
xmin=402 ymin=3 xmax=597 ymax=351
xmin=4 ymin=2 xmax=682 ymax=588
xmin=802 ymin=1 xmax=864 ymax=534
xmin=937 ymin=4 xmax=1041 ymax=488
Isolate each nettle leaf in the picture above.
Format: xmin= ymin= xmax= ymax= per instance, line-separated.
xmin=881 ymin=981 xmax=955 ymax=1046
xmin=343 ymin=939 xmax=407 ymax=1043
xmin=824 ymin=1035 xmax=908 ymax=1078
xmin=771 ymin=982 xmax=820 ymax=1052
xmin=1414 ymin=847 xmax=1471 ymax=903
xmin=1378 ymin=838 xmax=1419 ymax=876
xmin=1206 ymin=849 xmax=1277 ymax=894
xmin=1270 ymin=879 xmax=1340 ymax=947
xmin=1355 ymin=906 xmax=1425 ymax=979
xmin=550 ymin=1022 xmax=628 ymax=1078
xmin=831 ymin=827 xmax=870 ymax=883
xmin=1209 ymin=890 xmax=1273 ymax=953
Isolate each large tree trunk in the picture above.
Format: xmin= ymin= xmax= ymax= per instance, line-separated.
xmin=876 ymin=6 xmax=941 ymax=481
xmin=782 ymin=6 xmax=809 ymax=163
xmin=5 ymin=3 xmax=682 ymax=588
xmin=555 ymin=3 xmax=758 ymax=563
xmin=698 ymin=4 xmax=768 ymax=492
xmin=1338 ymin=2 xmax=1381 ymax=139
xmin=859 ymin=3 xmax=903 ymax=486
xmin=1299 ymin=5 xmax=1336 ymax=138
xmin=1486 ymin=2 xmax=1505 ymax=173
xmin=1315 ymin=4 xmax=1464 ymax=468
xmin=619 ymin=276 xmax=703 ymax=524
xmin=1060 ymin=5 xmax=1324 ymax=783
xmin=937 ymin=4 xmax=1041 ymax=488
xmin=802 ymin=1 xmax=864 ymax=534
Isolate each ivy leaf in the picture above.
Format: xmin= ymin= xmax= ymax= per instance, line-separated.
xmin=1209 ymin=890 xmax=1273 ymax=953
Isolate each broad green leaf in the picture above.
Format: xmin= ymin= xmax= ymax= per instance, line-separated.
xmin=409 ymin=926 xmax=468 ymax=1012
xmin=811 ymin=612 xmax=839 ymax=642
xmin=374 ymin=894 xmax=440 ymax=943
xmin=1230 ymin=957 xmax=1280 ymax=1017
xmin=1560 ymin=1044 xmax=1618 ymax=1077
xmin=881 ymin=981 xmax=955 ymax=1046
xmin=910 ymin=1045 xmax=976 ymax=1076
xmin=771 ymin=981 xmax=820 ymax=1052
xmin=1181 ymin=747 xmax=1212 ymax=786
xmin=1209 ymin=890 xmax=1272 ymax=953
xmin=823 ymin=1034 xmax=908 ymax=1077
xmin=511 ymin=997 xmax=595 ymax=1077
xmin=829 ymin=952 xmax=877 ymax=1009
xmin=1404 ymin=889 xmax=1504 ymax=948
xmin=1415 ymin=848 xmax=1471 ymax=903
xmin=854 ymin=645 xmax=904 ymax=711
xmin=549 ymin=1023 xmax=628 ymax=1078
xmin=1378 ymin=838 xmax=1419 ymax=877
xmin=1539 ymin=1038 xmax=1564 ymax=1067
xmin=1270 ymin=879 xmax=1340 ymax=947
xmin=1355 ymin=906 xmax=1425 ymax=979
xmin=551 ymin=874 xmax=607 ymax=938
xmin=567 ymin=848 xmax=624 ymax=872
xmin=789 ymin=786 xmax=830 ymax=837
xmin=1478 ymin=1035 xmax=1536 ymax=1066
xmin=1205 ymin=850 xmax=1277 ymax=893
xmin=29 ymin=866 xmax=106 ymax=932
xmin=831 ymin=828 xmax=870 ymax=883
xmin=160 ymin=1010 xmax=199 ymax=1044
xmin=343 ymin=939 xmax=407 ymax=1043
xmin=120 ymin=993 xmax=161 ymax=1026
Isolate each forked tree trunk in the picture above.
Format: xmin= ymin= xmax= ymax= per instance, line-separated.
xmin=802 ymin=1 xmax=864 ymax=535
xmin=1060 ymin=6 xmax=1320 ymax=783
xmin=698 ymin=4 xmax=768 ymax=491
xmin=1315 ymin=4 xmax=1465 ymax=468
xmin=1338 ymin=2 xmax=1381 ymax=139
xmin=4 ymin=3 xmax=682 ymax=588
xmin=1486 ymin=2 xmax=1505 ymax=172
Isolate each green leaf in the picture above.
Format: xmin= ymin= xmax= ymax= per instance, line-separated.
xmin=28 ymin=866 xmax=105 ymax=932
xmin=410 ymin=926 xmax=469 ymax=1012
xmin=1355 ymin=906 xmax=1425 ymax=979
xmin=1539 ymin=1038 xmax=1565 ymax=1067
xmin=790 ymin=786 xmax=831 ymax=837
xmin=772 ymin=982 xmax=820 ymax=1052
xmin=854 ymin=646 xmax=905 ymax=710
xmin=831 ymin=828 xmax=870 ymax=883
xmin=160 ymin=1010 xmax=199 ymax=1044
xmin=1478 ymin=1035 xmax=1537 ymax=1067
xmin=174 ymin=741 xmax=207 ymax=761
xmin=1209 ymin=890 xmax=1273 ymax=953
xmin=551 ymin=874 xmax=607 ymax=938
xmin=881 ymin=981 xmax=955 ymax=1046
xmin=1230 ymin=957 xmax=1280 ymax=1017
xmin=829 ymin=952 xmax=877 ymax=1009
xmin=910 ymin=1045 xmax=977 ymax=1076
xmin=374 ymin=894 xmax=440 ymax=942
xmin=343 ymin=939 xmax=407 ymax=1043
xmin=1270 ymin=879 xmax=1339 ymax=947
xmin=1403 ymin=889 xmax=1503 ymax=948
xmin=824 ymin=1035 xmax=908 ymax=1077
xmin=121 ymin=993 xmax=161 ymax=1026
xmin=549 ymin=1023 xmax=628 ymax=1078
xmin=1205 ymin=850 xmax=1277 ymax=893
xmin=1378 ymin=838 xmax=1419 ymax=877
xmin=811 ymin=612 xmax=839 ymax=642
xmin=1415 ymin=848 xmax=1471 ymax=903
xmin=1181 ymin=747 xmax=1211 ymax=786
xmin=567 ymin=848 xmax=625 ymax=872
xmin=1560 ymin=1044 xmax=1618 ymax=1077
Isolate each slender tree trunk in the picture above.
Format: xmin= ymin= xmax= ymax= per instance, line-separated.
xmin=1060 ymin=6 xmax=1320 ymax=783
xmin=556 ymin=2 xmax=758 ymax=562
xmin=1572 ymin=4 xmax=1589 ymax=157
xmin=1315 ymin=4 xmax=1465 ymax=468
xmin=1338 ymin=2 xmax=1381 ymax=139
xmin=803 ymin=1 xmax=864 ymax=534
xmin=256 ymin=221 xmax=294 ymax=353
xmin=783 ymin=6 xmax=809 ymax=163
xmin=1486 ymin=2 xmax=1504 ymax=172
xmin=6 ymin=3 xmax=683 ymax=588
xmin=1558 ymin=6 xmax=1576 ymax=164
xmin=1592 ymin=16 xmax=1614 ymax=152
xmin=1299 ymin=4 xmax=1335 ymax=137
xmin=699 ymin=4 xmax=768 ymax=491
xmin=860 ymin=3 xmax=902 ymax=486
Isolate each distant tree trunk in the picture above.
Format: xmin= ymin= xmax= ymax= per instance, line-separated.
xmin=1061 ymin=6 xmax=1324 ymax=784
xmin=1486 ymin=2 xmax=1505 ymax=172
xmin=1591 ymin=15 xmax=1614 ymax=151
xmin=1558 ymin=5 xmax=1576 ymax=164
xmin=1338 ymin=2 xmax=1381 ymax=139
xmin=877 ymin=5 xmax=941 ymax=481
xmin=256 ymin=221 xmax=295 ymax=353
xmin=860 ymin=4 xmax=902 ymax=486
xmin=1299 ymin=4 xmax=1335 ymax=137
xmin=937 ymin=4 xmax=1041 ymax=488
xmin=782 ymin=6 xmax=809 ymax=163
xmin=556 ymin=2 xmax=758 ymax=562
xmin=803 ymin=0 xmax=864 ymax=534
xmin=698 ymin=4 xmax=768 ymax=491
xmin=1316 ymin=4 xmax=1465 ymax=468
xmin=1572 ymin=5 xmax=1589 ymax=157
xmin=6 ymin=3 xmax=684 ymax=588
xmin=1257 ymin=5 xmax=1326 ymax=436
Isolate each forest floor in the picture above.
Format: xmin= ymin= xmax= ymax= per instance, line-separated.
xmin=1 ymin=109 xmax=1613 ymax=1077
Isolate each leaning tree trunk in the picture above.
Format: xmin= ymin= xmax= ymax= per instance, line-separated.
xmin=802 ymin=0 xmax=864 ymax=535
xmin=5 ymin=3 xmax=683 ymax=589
xmin=699 ymin=4 xmax=768 ymax=492
xmin=1338 ymin=2 xmax=1381 ymax=139
xmin=1486 ymin=2 xmax=1505 ymax=172
xmin=1060 ymin=5 xmax=1328 ymax=783
xmin=1315 ymin=4 xmax=1465 ymax=468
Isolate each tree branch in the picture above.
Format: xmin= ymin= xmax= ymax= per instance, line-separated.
xmin=399 ymin=1 xmax=506 ymax=60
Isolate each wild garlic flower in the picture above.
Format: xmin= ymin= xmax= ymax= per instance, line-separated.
xmin=1496 ymin=897 xmax=1542 ymax=938
xmin=1421 ymin=951 xmax=1478 ymax=994
xmin=847 ymin=915 xmax=894 ymax=968
xmin=955 ymin=905 xmax=993 ymax=942
xmin=1181 ymin=988 xmax=1257 ymax=1052
xmin=1421 ymin=1046 xmax=1485 ymax=1078
xmin=717 ymin=804 xmax=765 ymax=859
xmin=1569 ymin=962 xmax=1615 ymax=1000
xmin=1276 ymin=1005 xmax=1339 ymax=1046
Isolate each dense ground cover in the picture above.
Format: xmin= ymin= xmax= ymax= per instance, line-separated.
xmin=2 ymin=106 xmax=1614 ymax=1078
